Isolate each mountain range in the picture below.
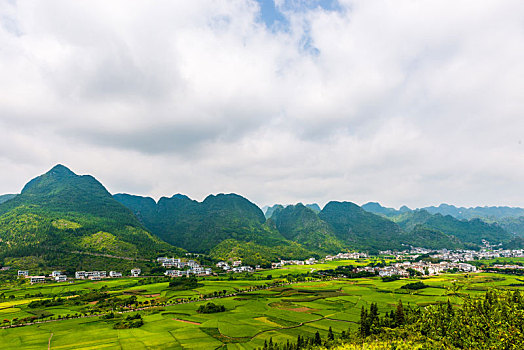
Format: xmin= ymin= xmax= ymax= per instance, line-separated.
xmin=362 ymin=201 xmax=524 ymax=221
xmin=1 ymin=165 xmax=524 ymax=270
xmin=0 ymin=165 xmax=180 ymax=271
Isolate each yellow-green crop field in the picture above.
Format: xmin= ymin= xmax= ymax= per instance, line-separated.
xmin=0 ymin=271 xmax=522 ymax=349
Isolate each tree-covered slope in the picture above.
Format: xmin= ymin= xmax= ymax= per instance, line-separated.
xmin=394 ymin=209 xmax=511 ymax=246
xmin=319 ymin=201 xmax=403 ymax=251
xmin=305 ymin=203 xmax=321 ymax=213
xmin=270 ymin=204 xmax=343 ymax=253
xmin=361 ymin=202 xmax=408 ymax=217
xmin=115 ymin=193 xmax=297 ymax=254
xmin=0 ymin=165 xmax=179 ymax=267
xmin=209 ymin=239 xmax=312 ymax=267
xmin=363 ymin=201 xmax=524 ymax=221
xmin=0 ymin=194 xmax=16 ymax=204
xmin=422 ymin=203 xmax=524 ymax=220
xmin=264 ymin=204 xmax=284 ymax=219
xmin=497 ymin=216 xmax=524 ymax=236
xmin=401 ymin=225 xmax=464 ymax=250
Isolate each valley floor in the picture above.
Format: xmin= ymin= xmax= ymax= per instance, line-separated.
xmin=0 ymin=265 xmax=520 ymax=349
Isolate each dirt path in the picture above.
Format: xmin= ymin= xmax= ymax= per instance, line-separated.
xmin=48 ymin=332 xmax=53 ymax=350
xmin=173 ymin=318 xmax=201 ymax=325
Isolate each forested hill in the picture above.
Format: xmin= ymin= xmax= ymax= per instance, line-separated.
xmin=0 ymin=165 xmax=179 ymax=269
xmin=363 ymin=201 xmax=524 ymax=221
xmin=362 ymin=202 xmax=519 ymax=248
xmin=269 ymin=203 xmax=343 ymax=253
xmin=319 ymin=201 xmax=404 ymax=252
xmin=361 ymin=202 xmax=411 ymax=217
xmin=0 ymin=164 xmax=518 ymax=269
xmin=0 ymin=194 xmax=16 ymax=204
xmin=114 ymin=193 xmax=311 ymax=262
xmin=394 ymin=210 xmax=512 ymax=246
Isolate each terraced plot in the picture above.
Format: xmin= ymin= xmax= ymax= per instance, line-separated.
xmin=0 ymin=272 xmax=522 ymax=349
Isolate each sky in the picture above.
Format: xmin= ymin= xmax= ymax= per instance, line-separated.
xmin=1 ymin=0 xmax=524 ymax=209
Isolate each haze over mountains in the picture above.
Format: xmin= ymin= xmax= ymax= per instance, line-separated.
xmin=362 ymin=202 xmax=524 ymax=220
xmin=1 ymin=165 xmax=524 ymax=270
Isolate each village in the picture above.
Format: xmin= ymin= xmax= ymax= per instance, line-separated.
xmin=380 ymin=246 xmax=524 ymax=262
xmin=12 ymin=246 xmax=524 ymax=284
xmin=355 ymin=260 xmax=478 ymax=277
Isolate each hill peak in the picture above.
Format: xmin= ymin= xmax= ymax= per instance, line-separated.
xmin=49 ymin=164 xmax=75 ymax=174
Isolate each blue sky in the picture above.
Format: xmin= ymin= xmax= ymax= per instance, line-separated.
xmin=255 ymin=0 xmax=342 ymax=29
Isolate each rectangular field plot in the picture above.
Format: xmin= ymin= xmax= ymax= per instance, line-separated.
xmin=1 ymin=272 xmax=523 ymax=349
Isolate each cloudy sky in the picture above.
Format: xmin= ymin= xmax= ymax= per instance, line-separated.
xmin=1 ymin=0 xmax=524 ymax=209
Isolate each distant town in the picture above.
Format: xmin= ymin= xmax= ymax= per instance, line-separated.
xmin=10 ymin=245 xmax=524 ymax=284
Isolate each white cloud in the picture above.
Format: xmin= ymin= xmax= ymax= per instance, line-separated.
xmin=1 ymin=0 xmax=524 ymax=209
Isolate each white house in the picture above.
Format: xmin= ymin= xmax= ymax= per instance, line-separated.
xmin=232 ymin=266 xmax=254 ymax=273
xmin=30 ymin=276 xmax=46 ymax=284
xmin=109 ymin=271 xmax=122 ymax=278
xmin=51 ymin=271 xmax=62 ymax=277
xmin=165 ymin=270 xmax=185 ymax=277
xmin=18 ymin=270 xmax=29 ymax=277
xmin=187 ymin=260 xmax=199 ymax=268
xmin=459 ymin=263 xmax=477 ymax=272
xmin=77 ymin=271 xmax=106 ymax=279
xmin=55 ymin=275 xmax=67 ymax=282
xmin=86 ymin=271 xmax=106 ymax=279
xmin=75 ymin=271 xmax=87 ymax=279
xmin=131 ymin=268 xmax=141 ymax=277
xmin=216 ymin=261 xmax=230 ymax=269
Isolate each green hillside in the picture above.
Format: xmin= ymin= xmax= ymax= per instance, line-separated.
xmin=0 ymin=165 xmax=180 ymax=269
xmin=208 ymin=238 xmax=312 ymax=266
xmin=115 ymin=193 xmax=303 ymax=255
xmin=361 ymin=202 xmax=405 ymax=217
xmin=394 ymin=210 xmax=511 ymax=246
xmin=401 ymin=225 xmax=464 ymax=250
xmin=362 ymin=201 xmax=524 ymax=221
xmin=305 ymin=203 xmax=321 ymax=213
xmin=270 ymin=203 xmax=343 ymax=253
xmin=264 ymin=204 xmax=284 ymax=219
xmin=496 ymin=216 xmax=524 ymax=236
xmin=319 ymin=201 xmax=404 ymax=252
xmin=423 ymin=203 xmax=524 ymax=220
xmin=0 ymin=194 xmax=16 ymax=204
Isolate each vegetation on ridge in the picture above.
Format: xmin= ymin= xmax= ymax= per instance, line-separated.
xmin=0 ymin=165 xmax=182 ymax=271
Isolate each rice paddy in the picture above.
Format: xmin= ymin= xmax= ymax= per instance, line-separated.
xmin=0 ymin=269 xmax=522 ymax=349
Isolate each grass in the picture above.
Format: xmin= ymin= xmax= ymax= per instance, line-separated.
xmin=0 ymin=271 xmax=523 ymax=349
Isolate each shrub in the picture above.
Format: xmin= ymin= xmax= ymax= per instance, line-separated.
xmin=197 ymin=302 xmax=225 ymax=314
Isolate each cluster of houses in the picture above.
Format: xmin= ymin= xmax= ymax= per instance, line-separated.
xmin=325 ymin=252 xmax=368 ymax=261
xmin=157 ymin=257 xmax=200 ymax=269
xmin=216 ymin=261 xmax=254 ymax=273
xmin=489 ymin=264 xmax=524 ymax=270
xmin=434 ymin=248 xmax=524 ymax=262
xmin=16 ymin=268 xmax=142 ymax=284
xmin=75 ymin=269 xmax=140 ymax=280
xmin=380 ymin=247 xmax=524 ymax=263
xmin=355 ymin=261 xmax=478 ymax=277
xmin=276 ymin=258 xmax=317 ymax=267
xmin=17 ymin=245 xmax=523 ymax=285
xmin=18 ymin=270 xmax=67 ymax=284
xmin=269 ymin=252 xmax=371 ymax=269
xmin=158 ymin=257 xmax=213 ymax=277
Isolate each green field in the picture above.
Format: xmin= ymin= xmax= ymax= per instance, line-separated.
xmin=0 ymin=270 xmax=522 ymax=349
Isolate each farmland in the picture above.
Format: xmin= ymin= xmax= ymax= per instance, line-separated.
xmin=0 ymin=265 xmax=522 ymax=349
